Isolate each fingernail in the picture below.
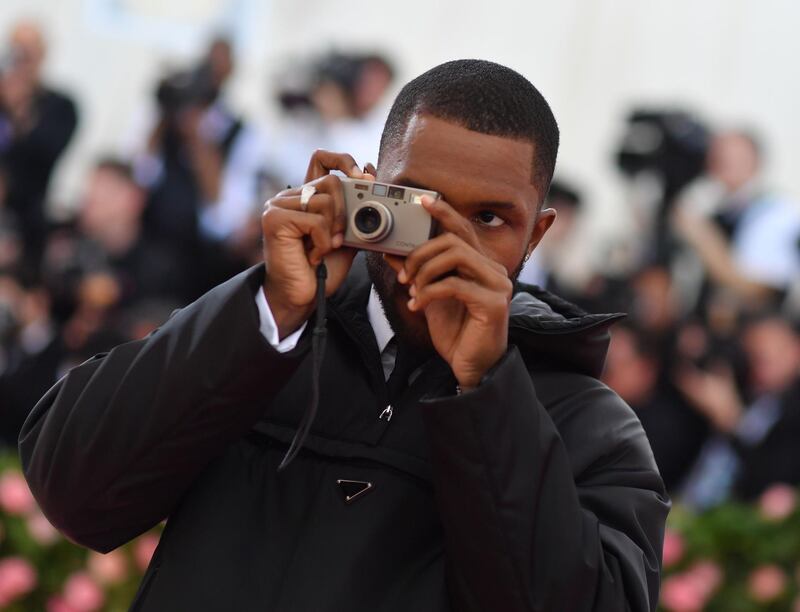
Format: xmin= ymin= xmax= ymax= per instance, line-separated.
xmin=408 ymin=284 xmax=416 ymax=297
xmin=398 ymin=269 xmax=407 ymax=283
xmin=421 ymin=195 xmax=434 ymax=207
xmin=407 ymin=297 xmax=417 ymax=311
xmin=332 ymin=233 xmax=343 ymax=248
xmin=351 ymin=165 xmax=361 ymax=177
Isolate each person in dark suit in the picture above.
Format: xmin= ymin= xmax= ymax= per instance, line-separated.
xmin=0 ymin=20 xmax=78 ymax=265
xmin=20 ymin=60 xmax=669 ymax=611
xmin=677 ymin=311 xmax=800 ymax=506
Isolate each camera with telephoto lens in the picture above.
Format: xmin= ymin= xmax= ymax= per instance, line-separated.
xmin=155 ymin=63 xmax=217 ymax=118
xmin=340 ymin=177 xmax=438 ymax=256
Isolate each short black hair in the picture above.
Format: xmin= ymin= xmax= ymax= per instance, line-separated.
xmin=94 ymin=156 xmax=136 ymax=183
xmin=378 ymin=59 xmax=559 ymax=196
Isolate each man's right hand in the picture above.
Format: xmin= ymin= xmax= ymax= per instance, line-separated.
xmin=261 ymin=150 xmax=372 ymax=339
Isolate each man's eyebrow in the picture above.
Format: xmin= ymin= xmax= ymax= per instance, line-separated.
xmin=395 ymin=179 xmax=520 ymax=210
xmin=472 ymin=201 xmax=518 ymax=210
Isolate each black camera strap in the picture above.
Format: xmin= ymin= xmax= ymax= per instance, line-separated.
xmin=277 ymin=262 xmax=328 ymax=471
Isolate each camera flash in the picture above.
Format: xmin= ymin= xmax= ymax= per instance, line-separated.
xmin=412 ymin=194 xmax=423 ymax=204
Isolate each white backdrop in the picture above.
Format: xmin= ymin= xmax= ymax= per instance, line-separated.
xmin=1 ymin=0 xmax=798 ymax=250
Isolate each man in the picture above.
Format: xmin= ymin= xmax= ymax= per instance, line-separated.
xmin=675 ymin=130 xmax=800 ymax=310
xmin=62 ymin=157 xmax=194 ymax=306
xmin=677 ymin=312 xmax=800 ymax=506
xmin=0 ymin=20 xmax=78 ymax=264
xmin=20 ymin=60 xmax=668 ymax=611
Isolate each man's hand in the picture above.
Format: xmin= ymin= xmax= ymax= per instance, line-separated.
xmin=392 ymin=196 xmax=513 ymax=390
xmin=261 ymin=150 xmax=372 ymax=339
xmin=674 ymin=362 xmax=743 ymax=433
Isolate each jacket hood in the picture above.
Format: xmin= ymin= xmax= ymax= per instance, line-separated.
xmin=509 ymin=283 xmax=625 ymax=379
xmin=330 ymin=254 xmax=624 ymax=380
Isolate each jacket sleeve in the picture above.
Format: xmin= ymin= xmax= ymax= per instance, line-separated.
xmin=420 ymin=346 xmax=669 ymax=612
xmin=18 ymin=266 xmax=310 ymax=553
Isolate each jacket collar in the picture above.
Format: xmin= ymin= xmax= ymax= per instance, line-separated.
xmin=328 ymin=254 xmax=624 ymax=379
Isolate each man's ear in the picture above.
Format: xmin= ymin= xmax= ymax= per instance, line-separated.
xmin=526 ymin=207 xmax=557 ymax=257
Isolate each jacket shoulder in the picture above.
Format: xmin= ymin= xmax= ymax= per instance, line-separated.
xmin=531 ymin=370 xmax=661 ymax=483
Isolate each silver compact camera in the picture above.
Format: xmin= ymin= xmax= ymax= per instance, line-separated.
xmin=340 ymin=177 xmax=439 ymax=256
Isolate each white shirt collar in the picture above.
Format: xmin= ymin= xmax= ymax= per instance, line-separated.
xmin=367 ymin=285 xmax=395 ymax=354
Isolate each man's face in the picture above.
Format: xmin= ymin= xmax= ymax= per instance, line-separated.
xmin=707 ymin=133 xmax=759 ymax=194
xmin=743 ymin=320 xmax=800 ymax=395
xmin=368 ymin=113 xmax=553 ymax=346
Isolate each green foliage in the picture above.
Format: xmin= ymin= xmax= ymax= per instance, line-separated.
xmin=660 ymin=486 xmax=800 ymax=611
xmin=0 ymin=453 xmax=160 ymax=611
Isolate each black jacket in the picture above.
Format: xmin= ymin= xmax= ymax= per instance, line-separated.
xmin=19 ymin=260 xmax=669 ymax=611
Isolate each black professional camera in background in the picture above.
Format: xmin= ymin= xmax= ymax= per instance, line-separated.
xmin=274 ymin=50 xmax=393 ymax=117
xmin=616 ymin=109 xmax=710 ymax=203
xmin=615 ymin=109 xmax=710 ymax=262
xmin=154 ymin=63 xmax=218 ymax=119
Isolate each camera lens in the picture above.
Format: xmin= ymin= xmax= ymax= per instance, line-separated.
xmin=355 ymin=207 xmax=381 ymax=233
xmin=352 ymin=202 xmax=392 ymax=242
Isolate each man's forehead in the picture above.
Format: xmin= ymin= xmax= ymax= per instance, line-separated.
xmin=382 ymin=113 xmax=539 ymax=203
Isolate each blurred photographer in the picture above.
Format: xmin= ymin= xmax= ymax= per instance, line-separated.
xmin=0 ymin=20 xmax=78 ymax=265
xmin=673 ymin=130 xmax=800 ymax=316
xmin=134 ymin=37 xmax=265 ymax=282
xmin=268 ymin=51 xmax=394 ymax=187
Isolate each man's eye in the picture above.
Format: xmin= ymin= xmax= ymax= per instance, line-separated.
xmin=475 ymin=211 xmax=506 ymax=227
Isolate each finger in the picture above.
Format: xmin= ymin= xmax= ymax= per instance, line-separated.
xmin=421 ymin=195 xmax=480 ymax=250
xmin=363 ymin=163 xmax=377 ymax=179
xmin=311 ymin=174 xmax=347 ymax=240
xmin=411 ymin=246 xmax=512 ymax=296
xmin=409 ymin=276 xmax=508 ymax=317
xmin=383 ymin=253 xmax=405 ymax=277
xmin=305 ymin=149 xmax=361 ymax=182
xmin=268 ymin=175 xmax=347 ymax=245
xmin=262 ymin=206 xmax=333 ymax=264
xmin=400 ymin=233 xmax=505 ymax=285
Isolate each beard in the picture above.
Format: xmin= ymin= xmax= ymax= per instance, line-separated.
xmin=365 ymin=251 xmax=434 ymax=351
xmin=365 ymin=248 xmax=527 ymax=350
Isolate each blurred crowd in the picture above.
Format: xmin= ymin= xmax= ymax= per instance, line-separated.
xmin=1 ymin=20 xmax=799 ymax=512
xmin=522 ymin=114 xmax=800 ymax=509
xmin=0 ymin=21 xmax=394 ymax=448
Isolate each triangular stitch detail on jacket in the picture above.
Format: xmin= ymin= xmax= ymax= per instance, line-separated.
xmin=336 ymin=479 xmax=374 ymax=504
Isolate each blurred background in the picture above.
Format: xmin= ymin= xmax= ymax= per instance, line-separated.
xmin=0 ymin=1 xmax=799 ymax=610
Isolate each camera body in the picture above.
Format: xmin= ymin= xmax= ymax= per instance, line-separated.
xmin=340 ymin=177 xmax=438 ymax=256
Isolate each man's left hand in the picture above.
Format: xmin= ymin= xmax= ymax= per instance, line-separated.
xmin=392 ymin=195 xmax=513 ymax=390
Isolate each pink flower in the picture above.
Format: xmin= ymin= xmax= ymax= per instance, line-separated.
xmin=759 ymin=484 xmax=797 ymax=521
xmin=660 ymin=574 xmax=705 ymax=612
xmin=0 ymin=557 xmax=38 ymax=606
xmin=686 ymin=560 xmax=723 ymax=597
xmin=0 ymin=471 xmax=36 ymax=515
xmin=63 ymin=572 xmax=104 ymax=612
xmin=47 ymin=595 xmax=80 ymax=612
xmin=27 ymin=511 xmax=60 ymax=545
xmin=133 ymin=532 xmax=160 ymax=571
xmin=662 ymin=529 xmax=685 ymax=568
xmin=748 ymin=564 xmax=787 ymax=603
xmin=87 ymin=550 xmax=129 ymax=585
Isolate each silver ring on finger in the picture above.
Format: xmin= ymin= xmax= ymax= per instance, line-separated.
xmin=300 ymin=185 xmax=317 ymax=212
